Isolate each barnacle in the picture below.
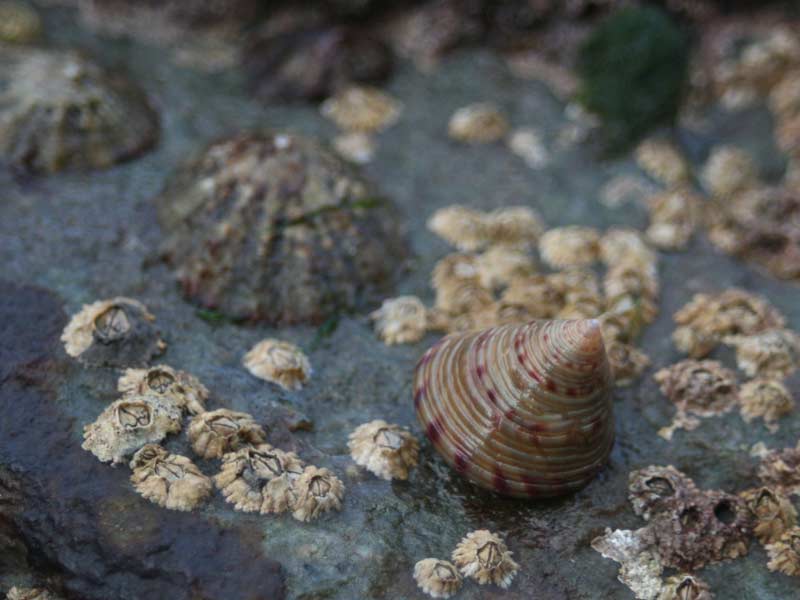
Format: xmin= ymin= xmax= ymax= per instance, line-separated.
xmin=243 ymin=339 xmax=312 ymax=391
xmin=155 ymin=132 xmax=407 ymax=324
xmin=500 ymin=275 xmax=564 ymax=319
xmin=557 ymin=292 xmax=605 ymax=321
xmin=538 ymin=226 xmax=600 ymax=269
xmin=646 ymin=189 xmax=702 ymax=251
xmin=644 ymin=489 xmax=753 ymax=571
xmin=332 ymin=132 xmax=376 ymax=165
xmin=724 ymin=329 xmax=800 ymax=379
xmin=758 ymin=441 xmax=800 ymax=497
xmin=654 ymin=360 xmax=739 ymax=418
xmin=347 ymin=420 xmax=420 ymax=480
xmin=604 ymin=262 xmax=659 ymax=307
xmin=320 ymin=85 xmax=402 ymax=133
xmin=739 ymin=378 xmax=794 ymax=433
xmin=118 ymin=365 xmax=208 ymax=415
xmin=482 ymin=207 xmax=544 ymax=249
xmin=0 ymin=47 xmax=158 ymax=173
xmin=635 ymin=138 xmax=690 ymax=187
xmin=599 ymin=228 xmax=657 ymax=269
xmin=591 ymin=528 xmax=664 ymax=600
xmin=291 ymin=466 xmax=345 ymax=522
xmin=413 ymin=558 xmax=463 ymax=599
xmin=701 ymin=146 xmax=757 ymax=198
xmin=6 ymin=588 xmax=62 ymax=600
xmin=657 ymin=574 xmax=712 ymax=600
xmin=599 ymin=174 xmax=658 ymax=208
xmin=214 ymin=444 xmax=305 ymax=514
xmin=474 ymin=246 xmax=536 ymax=291
xmin=433 ymin=278 xmax=494 ymax=317
xmin=82 ymin=395 xmax=182 ymax=464
xmin=628 ymin=465 xmax=698 ymax=521
xmin=452 ymin=530 xmax=519 ymax=588
xmin=672 ymin=290 xmax=785 ymax=358
xmin=61 ymin=297 xmax=165 ymax=367
xmin=447 ymin=103 xmax=509 ymax=144
xmin=427 ymin=206 xmax=488 ymax=251
xmin=432 ymin=253 xmax=481 ymax=290
xmin=507 ymin=127 xmax=549 ymax=169
xmin=770 ymin=70 xmax=800 ymax=119
xmin=188 ymin=409 xmax=266 ymax=460
xmin=129 ymin=444 xmax=212 ymax=511
xmin=766 ymin=526 xmax=800 ymax=576
xmin=548 ymin=268 xmax=601 ymax=299
xmin=607 ymin=342 xmax=651 ymax=386
xmin=600 ymin=306 xmax=643 ymax=344
xmin=0 ymin=1 xmax=41 ymax=44
xmin=369 ymin=296 xmax=428 ymax=345
xmin=739 ymin=486 xmax=797 ymax=545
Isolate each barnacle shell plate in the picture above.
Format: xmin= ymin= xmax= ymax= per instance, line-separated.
xmin=414 ymin=319 xmax=614 ymax=498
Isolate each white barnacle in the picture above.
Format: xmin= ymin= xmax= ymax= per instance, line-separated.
xmin=369 ymin=296 xmax=428 ymax=345
xmin=475 ymin=246 xmax=537 ymax=291
xmin=320 ymin=85 xmax=402 ymax=133
xmin=187 ymin=409 xmax=266 ymax=460
xmin=452 ymin=529 xmax=519 ymax=588
xmin=291 ymin=466 xmax=345 ymax=522
xmin=129 ymin=444 xmax=212 ymax=512
xmin=724 ymin=329 xmax=800 ymax=379
xmin=214 ymin=444 xmax=305 ymax=514
xmin=118 ymin=364 xmax=208 ymax=415
xmin=448 ymin=103 xmax=509 ymax=144
xmin=538 ymin=226 xmax=601 ymax=269
xmin=82 ymin=395 xmax=182 ymax=464
xmin=6 ymin=587 xmax=62 ymax=600
xmin=702 ymin=145 xmax=758 ymax=198
xmin=348 ymin=420 xmax=420 ymax=480
xmin=427 ymin=206 xmax=488 ymax=252
xmin=243 ymin=339 xmax=312 ymax=391
xmin=413 ymin=558 xmax=463 ymax=599
xmin=739 ymin=378 xmax=795 ymax=433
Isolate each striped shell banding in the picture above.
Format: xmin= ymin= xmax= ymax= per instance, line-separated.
xmin=414 ymin=318 xmax=614 ymax=498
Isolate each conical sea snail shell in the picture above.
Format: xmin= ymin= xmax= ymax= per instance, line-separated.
xmin=414 ymin=319 xmax=614 ymax=498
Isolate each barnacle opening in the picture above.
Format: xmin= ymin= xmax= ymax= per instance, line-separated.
xmin=146 ymin=368 xmax=176 ymax=393
xmin=714 ymin=500 xmax=736 ymax=525
xmin=645 ymin=476 xmax=675 ymax=498
xmin=116 ymin=401 xmax=152 ymax=429
xmin=93 ymin=305 xmax=131 ymax=343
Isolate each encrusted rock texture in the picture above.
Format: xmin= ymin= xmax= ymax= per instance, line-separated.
xmin=1 ymin=7 xmax=799 ymax=600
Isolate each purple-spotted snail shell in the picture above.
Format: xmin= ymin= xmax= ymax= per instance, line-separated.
xmin=414 ymin=319 xmax=614 ymax=498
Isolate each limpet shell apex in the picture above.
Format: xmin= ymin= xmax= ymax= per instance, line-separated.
xmin=414 ymin=319 xmax=614 ymax=498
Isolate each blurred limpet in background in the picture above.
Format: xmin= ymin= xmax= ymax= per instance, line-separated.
xmin=348 ymin=420 xmax=419 ymax=480
xmin=413 ymin=558 xmax=462 ymax=599
xmin=0 ymin=47 xmax=158 ymax=173
xmin=118 ymin=365 xmax=208 ymax=415
xmin=188 ymin=409 xmax=266 ymax=460
xmin=129 ymin=444 xmax=213 ymax=512
xmin=291 ymin=466 xmax=345 ymax=522
xmin=243 ymin=339 xmax=312 ymax=391
xmin=61 ymin=297 xmax=165 ymax=368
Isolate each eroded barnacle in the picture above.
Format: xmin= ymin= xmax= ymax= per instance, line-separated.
xmin=0 ymin=1 xmax=41 ymax=44
xmin=413 ymin=558 xmax=463 ymax=599
xmin=0 ymin=47 xmax=158 ymax=173
xmin=758 ymin=441 xmax=800 ymax=497
xmin=723 ymin=329 xmax=800 ymax=378
xmin=118 ymin=365 xmax=208 ymax=415
xmin=591 ymin=528 xmax=664 ymax=600
xmin=452 ymin=530 xmax=518 ymax=588
xmin=766 ymin=526 xmax=800 ymax=576
xmin=243 ymin=339 xmax=311 ymax=391
xmin=348 ymin=420 xmax=420 ymax=481
xmin=654 ymin=360 xmax=739 ymax=418
xmin=188 ymin=409 xmax=266 ymax=460
xmin=61 ymin=297 xmax=165 ymax=367
xmin=475 ymin=246 xmax=536 ymax=291
xmin=448 ymin=103 xmax=509 ymax=144
xmin=369 ymin=296 xmax=428 ymax=345
xmin=129 ymin=444 xmax=212 ymax=512
xmin=6 ymin=588 xmax=62 ymax=600
xmin=482 ymin=207 xmax=544 ymax=249
xmin=646 ymin=189 xmax=702 ymax=251
xmin=82 ymin=395 xmax=182 ymax=464
xmin=672 ymin=290 xmax=785 ymax=358
xmin=739 ymin=378 xmax=795 ymax=433
xmin=320 ymin=85 xmax=402 ymax=133
xmin=599 ymin=228 xmax=657 ymax=269
xmin=214 ymin=444 xmax=305 ymax=514
xmin=657 ymin=574 xmax=712 ymax=600
xmin=607 ymin=342 xmax=651 ymax=387
xmin=701 ymin=146 xmax=758 ymax=198
xmin=635 ymin=138 xmax=690 ymax=187
xmin=291 ymin=466 xmax=345 ymax=522
xmin=538 ymin=226 xmax=600 ymax=269
xmin=740 ymin=486 xmax=797 ymax=545
xmin=644 ymin=489 xmax=753 ymax=571
xmin=427 ymin=206 xmax=487 ymax=251
xmin=628 ymin=466 xmax=698 ymax=522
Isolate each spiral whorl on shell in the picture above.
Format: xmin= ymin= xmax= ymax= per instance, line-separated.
xmin=414 ymin=319 xmax=614 ymax=498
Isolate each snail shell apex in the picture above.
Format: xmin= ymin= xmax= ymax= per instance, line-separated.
xmin=414 ymin=319 xmax=614 ymax=498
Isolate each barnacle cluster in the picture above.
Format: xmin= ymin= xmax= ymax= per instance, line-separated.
xmin=724 ymin=329 xmax=800 ymax=379
xmin=243 ymin=339 xmax=312 ymax=391
xmin=155 ymin=132 xmax=408 ymax=324
xmin=347 ymin=420 xmax=419 ymax=480
xmin=130 ymin=444 xmax=213 ymax=511
xmin=0 ymin=47 xmax=158 ymax=173
xmin=61 ymin=297 xmax=165 ymax=367
xmin=447 ymin=103 xmax=509 ymax=144
xmin=118 ymin=365 xmax=208 ymax=415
